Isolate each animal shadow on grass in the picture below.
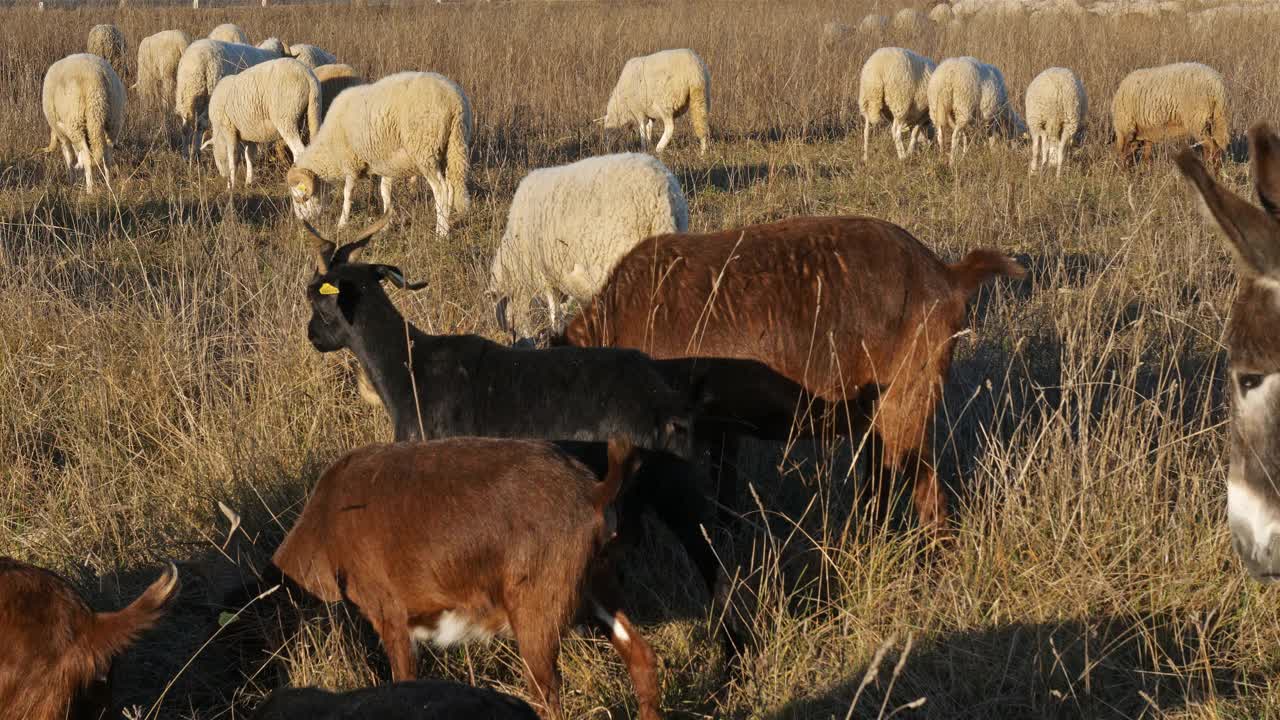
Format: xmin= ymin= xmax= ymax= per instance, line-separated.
xmin=765 ymin=612 xmax=1259 ymax=719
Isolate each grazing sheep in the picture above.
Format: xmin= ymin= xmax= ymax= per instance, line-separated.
xmin=1026 ymin=66 xmax=1087 ymax=177
xmin=312 ymin=63 xmax=364 ymax=119
xmin=134 ymin=29 xmax=190 ymax=107
xmin=928 ymin=3 xmax=954 ymax=23
xmin=286 ymin=43 xmax=337 ymax=68
xmin=0 ymin=558 xmax=178 ymax=720
xmin=251 ymin=681 xmax=539 ymax=720
xmin=892 ymin=7 xmax=934 ymax=33
xmin=859 ymin=46 xmax=936 ymax=160
xmin=490 ymin=153 xmax=689 ymax=337
xmin=603 ymin=48 xmax=711 ymax=155
xmin=858 ymin=13 xmax=889 ymax=35
xmin=208 ymin=23 xmax=249 ymax=44
xmin=42 ymin=53 xmax=125 ymax=193
xmin=287 ymin=71 xmax=471 ymax=233
xmin=820 ymin=20 xmax=852 ymax=50
xmin=563 ymin=216 xmax=1025 ymax=530
xmin=207 ymin=58 xmax=321 ymax=187
xmin=928 ymin=56 xmax=1023 ymax=164
xmin=257 ymin=37 xmax=286 ymax=55
xmin=174 ymin=39 xmax=284 ymax=152
xmin=86 ymin=24 xmax=126 ymax=79
xmin=1111 ymin=62 xmax=1228 ymax=167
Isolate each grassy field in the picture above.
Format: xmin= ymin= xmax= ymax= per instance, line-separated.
xmin=4 ymin=1 xmax=1280 ymax=718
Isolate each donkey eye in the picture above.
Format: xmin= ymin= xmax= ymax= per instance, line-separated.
xmin=1238 ymin=373 xmax=1265 ymax=395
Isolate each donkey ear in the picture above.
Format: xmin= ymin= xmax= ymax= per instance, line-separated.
xmin=1176 ymin=147 xmax=1280 ymax=278
xmin=1250 ymin=123 xmax=1280 ymax=221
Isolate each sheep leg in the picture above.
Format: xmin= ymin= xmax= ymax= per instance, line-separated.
xmin=907 ymin=125 xmax=921 ymax=156
xmin=76 ymin=142 xmax=94 ymax=194
xmin=58 ymin=138 xmax=75 ymax=182
xmin=544 ymin=289 xmax=560 ymax=332
xmin=635 ymin=121 xmax=648 ymax=150
xmin=226 ymin=138 xmax=237 ymax=189
xmin=590 ymin=576 xmax=660 ymax=720
xmin=862 ymin=117 xmax=871 ymax=161
xmin=949 ymin=125 xmax=961 ymax=166
xmin=644 ymin=117 xmax=654 ymax=143
xmin=243 ymin=145 xmax=254 ymax=186
xmin=654 ymin=114 xmax=675 ymax=154
xmin=338 ymin=175 xmax=355 ymax=227
xmin=1029 ymin=133 xmax=1040 ymax=175
xmin=892 ymin=118 xmax=906 ymax=159
xmin=379 ymin=176 xmax=394 ymax=214
xmin=424 ymin=171 xmax=450 ymax=236
xmin=1055 ymin=135 xmax=1068 ymax=178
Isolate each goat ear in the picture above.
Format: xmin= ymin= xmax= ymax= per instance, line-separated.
xmin=374 ymin=264 xmax=430 ymax=291
xmin=1176 ymin=147 xmax=1280 ymax=278
xmin=301 ymin=220 xmax=335 ymax=273
xmin=1250 ymin=123 xmax=1280 ymax=222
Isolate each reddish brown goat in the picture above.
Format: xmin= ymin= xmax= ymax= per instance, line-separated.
xmin=0 ymin=558 xmax=179 ymax=720
xmin=563 ymin=216 xmax=1024 ymax=530
xmin=272 ymin=437 xmax=659 ymax=720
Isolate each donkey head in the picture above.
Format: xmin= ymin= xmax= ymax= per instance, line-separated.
xmin=1178 ymin=124 xmax=1280 ymax=582
xmin=301 ymin=214 xmax=427 ymax=353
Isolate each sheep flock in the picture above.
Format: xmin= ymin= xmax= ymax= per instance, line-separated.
xmin=14 ymin=1 xmax=1280 ymax=718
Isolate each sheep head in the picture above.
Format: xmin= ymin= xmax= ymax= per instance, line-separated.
xmin=287 ymin=167 xmax=324 ymax=221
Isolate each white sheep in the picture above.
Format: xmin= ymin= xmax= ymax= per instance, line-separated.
xmin=287 ymin=71 xmax=472 ymax=235
xmin=1025 ymin=67 xmax=1087 ymax=177
xmin=1111 ymin=62 xmax=1228 ymax=167
xmin=42 ymin=53 xmax=125 ymax=193
xmin=928 ymin=4 xmax=954 ymax=23
xmin=209 ymin=23 xmax=250 ymax=44
xmin=312 ymin=63 xmax=364 ymax=119
xmin=206 ymin=58 xmax=320 ymax=188
xmin=287 ymin=43 xmax=338 ymax=68
xmin=489 ymin=153 xmax=689 ymax=336
xmin=257 ymin=37 xmax=286 ymax=56
xmin=603 ymin=48 xmax=710 ymax=155
xmin=858 ymin=13 xmax=888 ymax=35
xmin=820 ymin=21 xmax=852 ymax=50
xmin=174 ymin=39 xmax=284 ymax=151
xmin=858 ymin=46 xmax=936 ymax=160
xmin=892 ymin=7 xmax=935 ymax=33
xmin=134 ymin=29 xmax=190 ymax=107
xmin=87 ymin=24 xmax=127 ymax=80
xmin=928 ymin=56 xmax=1023 ymax=164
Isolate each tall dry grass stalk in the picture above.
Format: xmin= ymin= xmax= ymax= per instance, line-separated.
xmin=3 ymin=1 xmax=1280 ymax=717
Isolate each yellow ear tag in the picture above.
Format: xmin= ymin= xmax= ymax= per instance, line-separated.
xmin=318 ymin=282 xmax=340 ymax=295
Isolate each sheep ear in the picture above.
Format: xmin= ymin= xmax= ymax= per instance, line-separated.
xmin=1176 ymin=148 xmax=1280 ymax=278
xmin=1249 ymin=123 xmax=1280 ymax=222
xmin=300 ymin=220 xmax=335 ymax=273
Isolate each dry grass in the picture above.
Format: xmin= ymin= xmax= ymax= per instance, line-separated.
xmin=3 ymin=1 xmax=1280 ymax=718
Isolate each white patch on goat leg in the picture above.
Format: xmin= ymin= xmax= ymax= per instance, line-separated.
xmin=411 ymin=610 xmax=501 ymax=649
xmin=594 ymin=603 xmax=629 ymax=643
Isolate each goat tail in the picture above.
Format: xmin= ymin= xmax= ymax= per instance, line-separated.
xmin=84 ymin=563 xmax=179 ymax=666
xmin=445 ymin=104 xmax=471 ymax=218
xmin=947 ymin=249 xmax=1025 ymax=300
xmin=596 ymin=436 xmax=640 ymax=513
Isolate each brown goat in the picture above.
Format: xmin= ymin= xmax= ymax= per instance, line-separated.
xmin=0 ymin=558 xmax=179 ymax=720
xmin=562 ymin=215 xmax=1025 ymax=530
xmin=272 ymin=437 xmax=660 ymax=720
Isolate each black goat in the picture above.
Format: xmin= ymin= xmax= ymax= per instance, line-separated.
xmin=252 ymin=680 xmax=540 ymax=719
xmin=300 ymin=216 xmax=718 ymax=594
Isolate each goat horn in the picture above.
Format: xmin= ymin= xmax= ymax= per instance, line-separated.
xmin=301 ymin=220 xmax=335 ymax=273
